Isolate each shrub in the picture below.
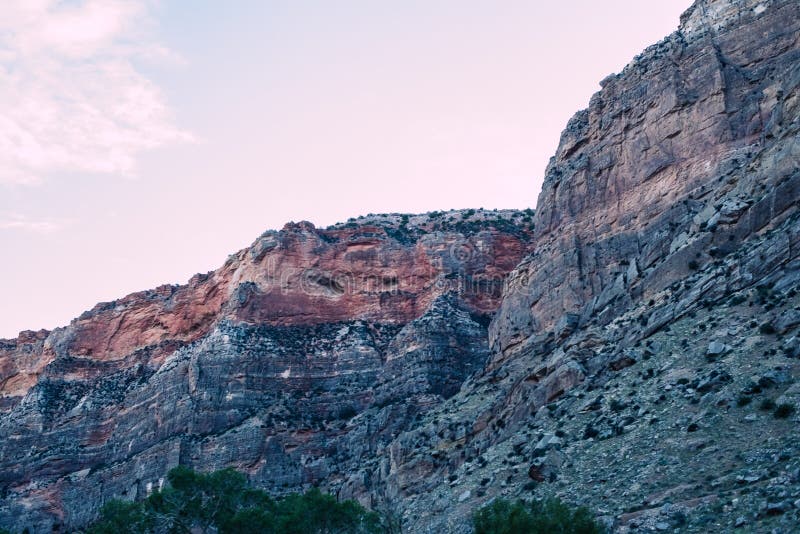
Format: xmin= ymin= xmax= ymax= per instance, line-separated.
xmin=609 ymin=399 xmax=626 ymax=412
xmin=759 ymin=398 xmax=776 ymax=411
xmin=736 ymin=395 xmax=752 ymax=407
xmin=774 ymin=403 xmax=796 ymax=419
xmin=759 ymin=323 xmax=777 ymax=335
xmin=473 ymin=497 xmax=604 ymax=534
xmin=337 ymin=405 xmax=358 ymax=420
xmin=87 ymin=467 xmax=381 ymax=534
xmin=729 ymin=294 xmax=746 ymax=305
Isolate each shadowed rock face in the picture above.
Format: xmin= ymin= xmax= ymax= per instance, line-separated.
xmin=0 ymin=210 xmax=534 ymax=532
xmin=3 ymin=0 xmax=800 ymax=532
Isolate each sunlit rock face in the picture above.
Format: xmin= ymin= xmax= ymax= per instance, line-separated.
xmin=0 ymin=210 xmax=534 ymax=532
xmin=490 ymin=0 xmax=800 ymax=360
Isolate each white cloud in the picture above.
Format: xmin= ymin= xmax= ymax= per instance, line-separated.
xmin=0 ymin=213 xmax=66 ymax=234
xmin=0 ymin=0 xmax=191 ymax=186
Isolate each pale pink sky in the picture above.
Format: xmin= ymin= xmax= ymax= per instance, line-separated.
xmin=0 ymin=0 xmax=692 ymax=338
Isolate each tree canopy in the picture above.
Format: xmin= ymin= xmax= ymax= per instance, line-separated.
xmin=473 ymin=497 xmax=605 ymax=534
xmin=86 ymin=466 xmax=381 ymax=534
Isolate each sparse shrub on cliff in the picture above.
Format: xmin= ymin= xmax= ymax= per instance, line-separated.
xmin=472 ymin=497 xmax=605 ymax=534
xmin=774 ymin=403 xmax=796 ymax=419
xmin=759 ymin=398 xmax=776 ymax=411
xmin=338 ymin=405 xmax=358 ymax=420
xmin=86 ymin=466 xmax=381 ymax=534
xmin=759 ymin=322 xmax=777 ymax=335
xmin=609 ymin=399 xmax=626 ymax=412
xmin=729 ymin=294 xmax=747 ymax=305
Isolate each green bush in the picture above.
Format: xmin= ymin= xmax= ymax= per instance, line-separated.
xmin=337 ymin=405 xmax=358 ymax=420
xmin=774 ymin=403 xmax=796 ymax=419
xmin=759 ymin=322 xmax=777 ymax=335
xmin=88 ymin=499 xmax=154 ymax=534
xmin=473 ymin=497 xmax=604 ymax=534
xmin=87 ymin=466 xmax=381 ymax=534
xmin=609 ymin=399 xmax=626 ymax=412
xmin=759 ymin=398 xmax=777 ymax=411
xmin=728 ymin=294 xmax=747 ymax=305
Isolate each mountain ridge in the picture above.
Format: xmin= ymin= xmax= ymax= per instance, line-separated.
xmin=2 ymin=0 xmax=800 ymax=531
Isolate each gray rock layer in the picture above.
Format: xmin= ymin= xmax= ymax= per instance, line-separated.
xmin=3 ymin=0 xmax=800 ymax=532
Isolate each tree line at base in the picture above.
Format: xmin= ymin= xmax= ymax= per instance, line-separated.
xmin=1 ymin=466 xmax=605 ymax=533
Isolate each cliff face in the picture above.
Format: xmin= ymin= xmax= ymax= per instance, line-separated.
xmin=0 ymin=210 xmax=535 ymax=531
xmin=491 ymin=0 xmax=800 ymax=357
xmin=0 ymin=212 xmax=531 ymax=405
xmin=3 ymin=0 xmax=800 ymax=532
xmin=389 ymin=0 xmax=800 ymax=531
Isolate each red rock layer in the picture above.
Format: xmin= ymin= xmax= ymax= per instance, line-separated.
xmin=0 ymin=214 xmax=533 ymax=408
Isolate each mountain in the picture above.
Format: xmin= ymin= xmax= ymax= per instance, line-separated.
xmin=0 ymin=210 xmax=535 ymax=531
xmin=2 ymin=0 xmax=800 ymax=531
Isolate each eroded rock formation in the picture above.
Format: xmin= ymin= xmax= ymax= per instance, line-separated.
xmin=389 ymin=0 xmax=800 ymax=531
xmin=0 ymin=210 xmax=534 ymax=531
xmin=2 ymin=0 xmax=800 ymax=532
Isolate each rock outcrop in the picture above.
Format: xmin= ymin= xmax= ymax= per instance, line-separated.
xmin=387 ymin=0 xmax=800 ymax=531
xmin=0 ymin=210 xmax=534 ymax=532
xmin=3 ymin=0 xmax=800 ymax=532
xmin=492 ymin=0 xmax=800 ymax=357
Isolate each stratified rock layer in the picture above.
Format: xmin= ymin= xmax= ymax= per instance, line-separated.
xmin=491 ymin=0 xmax=800 ymax=356
xmin=388 ymin=0 xmax=800 ymax=531
xmin=0 ymin=210 xmax=534 ymax=532
xmin=3 ymin=0 xmax=800 ymax=532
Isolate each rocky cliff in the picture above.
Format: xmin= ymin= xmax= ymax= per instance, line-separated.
xmin=0 ymin=210 xmax=535 ymax=532
xmin=389 ymin=0 xmax=800 ymax=531
xmin=3 ymin=0 xmax=800 ymax=532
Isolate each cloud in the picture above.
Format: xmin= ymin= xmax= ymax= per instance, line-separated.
xmin=0 ymin=213 xmax=66 ymax=234
xmin=0 ymin=0 xmax=191 ymax=186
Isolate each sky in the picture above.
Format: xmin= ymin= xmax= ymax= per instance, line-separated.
xmin=0 ymin=0 xmax=692 ymax=339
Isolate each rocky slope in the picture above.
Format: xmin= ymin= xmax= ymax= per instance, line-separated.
xmin=3 ymin=0 xmax=800 ymax=532
xmin=386 ymin=0 xmax=800 ymax=531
